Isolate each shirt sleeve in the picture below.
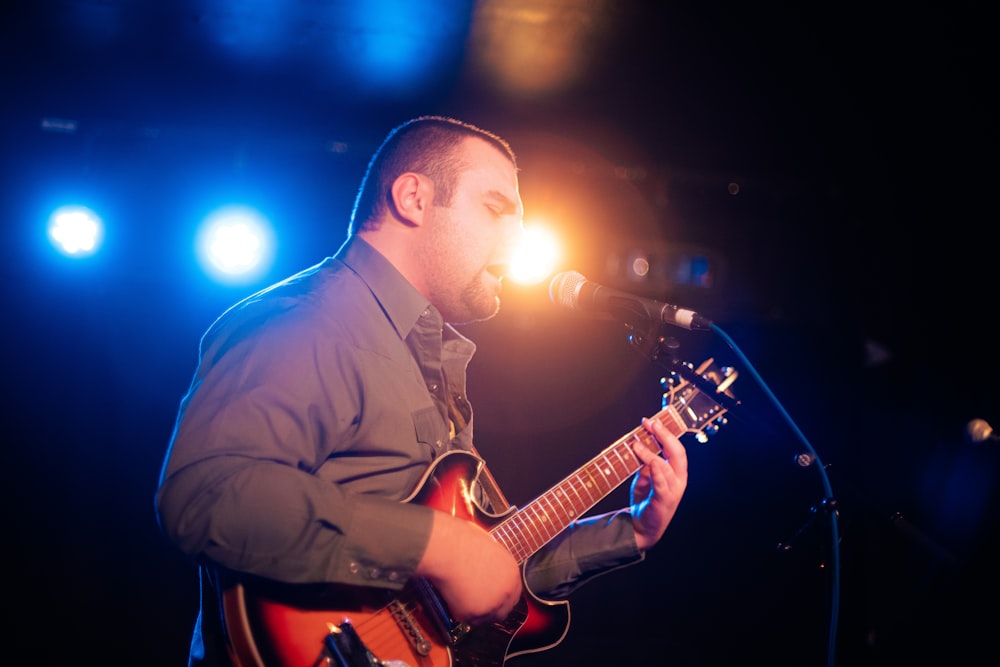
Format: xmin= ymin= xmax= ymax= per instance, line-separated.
xmin=155 ymin=306 xmax=436 ymax=592
xmin=523 ymin=508 xmax=645 ymax=600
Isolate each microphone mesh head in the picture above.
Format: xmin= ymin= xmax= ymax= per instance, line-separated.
xmin=549 ymin=271 xmax=586 ymax=309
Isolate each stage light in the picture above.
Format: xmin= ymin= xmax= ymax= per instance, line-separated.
xmin=48 ymin=205 xmax=103 ymax=258
xmin=509 ymin=223 xmax=561 ymax=286
xmin=196 ymin=205 xmax=275 ymax=285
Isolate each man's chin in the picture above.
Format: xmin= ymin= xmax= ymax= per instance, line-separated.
xmin=448 ymin=297 xmax=501 ymax=325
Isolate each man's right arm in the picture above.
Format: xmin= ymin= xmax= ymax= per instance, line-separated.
xmin=416 ymin=510 xmax=523 ymax=625
xmin=155 ymin=320 xmax=438 ymax=589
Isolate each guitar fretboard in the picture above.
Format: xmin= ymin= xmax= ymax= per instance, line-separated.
xmin=489 ymin=406 xmax=686 ymax=563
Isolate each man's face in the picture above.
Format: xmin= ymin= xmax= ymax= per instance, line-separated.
xmin=424 ymin=137 xmax=524 ymax=324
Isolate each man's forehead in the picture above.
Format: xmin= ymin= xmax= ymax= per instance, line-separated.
xmin=459 ymin=138 xmax=521 ymax=205
xmin=461 ymin=136 xmax=516 ymax=173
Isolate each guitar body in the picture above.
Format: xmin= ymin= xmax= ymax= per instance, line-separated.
xmin=223 ymin=450 xmax=570 ymax=667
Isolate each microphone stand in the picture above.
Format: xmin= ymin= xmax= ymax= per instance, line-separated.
xmin=776 ymin=495 xmax=839 ymax=553
xmin=616 ymin=318 xmax=841 ymax=667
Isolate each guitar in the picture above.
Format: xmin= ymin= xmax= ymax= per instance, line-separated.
xmin=221 ymin=358 xmax=737 ymax=667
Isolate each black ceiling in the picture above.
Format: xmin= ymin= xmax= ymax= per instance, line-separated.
xmin=8 ymin=1 xmax=970 ymax=176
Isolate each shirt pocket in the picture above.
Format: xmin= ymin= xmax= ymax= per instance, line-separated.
xmin=412 ymin=405 xmax=449 ymax=455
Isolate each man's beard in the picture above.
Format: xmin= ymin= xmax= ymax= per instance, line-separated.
xmin=451 ymin=275 xmax=501 ymax=324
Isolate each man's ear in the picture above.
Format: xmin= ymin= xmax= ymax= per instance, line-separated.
xmin=390 ymin=172 xmax=433 ymax=227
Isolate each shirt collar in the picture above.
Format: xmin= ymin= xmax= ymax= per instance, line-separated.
xmin=335 ymin=235 xmax=435 ymax=340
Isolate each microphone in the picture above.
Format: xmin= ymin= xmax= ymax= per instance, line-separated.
xmin=549 ymin=270 xmax=713 ymax=331
xmin=966 ymin=418 xmax=999 ymax=444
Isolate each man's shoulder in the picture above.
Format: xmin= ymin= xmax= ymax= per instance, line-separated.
xmin=199 ymin=259 xmax=384 ymax=356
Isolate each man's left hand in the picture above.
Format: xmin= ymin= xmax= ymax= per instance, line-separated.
xmin=630 ymin=417 xmax=689 ymax=551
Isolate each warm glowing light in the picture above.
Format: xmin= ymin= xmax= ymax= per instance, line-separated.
xmin=468 ymin=0 xmax=619 ymax=95
xmin=630 ymin=255 xmax=650 ymax=278
xmin=508 ymin=223 xmax=561 ymax=285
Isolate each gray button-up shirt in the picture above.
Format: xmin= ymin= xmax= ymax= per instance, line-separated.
xmin=158 ymin=236 xmax=477 ymax=587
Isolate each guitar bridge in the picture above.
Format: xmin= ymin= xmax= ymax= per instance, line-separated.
xmin=386 ymin=599 xmax=434 ymax=656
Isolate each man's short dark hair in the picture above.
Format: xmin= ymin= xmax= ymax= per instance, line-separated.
xmin=349 ymin=116 xmax=517 ymax=235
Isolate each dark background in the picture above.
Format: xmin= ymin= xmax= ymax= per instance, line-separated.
xmin=2 ymin=2 xmax=997 ymax=665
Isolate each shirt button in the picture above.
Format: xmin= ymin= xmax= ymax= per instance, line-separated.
xmin=428 ymin=383 xmax=438 ymax=392
xmin=387 ymin=571 xmax=400 ymax=582
xmin=348 ymin=562 xmax=359 ymax=574
xmin=367 ymin=567 xmax=382 ymax=579
xmin=434 ymin=439 xmax=443 ymax=448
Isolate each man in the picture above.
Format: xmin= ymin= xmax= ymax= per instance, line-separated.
xmin=155 ymin=115 xmax=688 ymax=666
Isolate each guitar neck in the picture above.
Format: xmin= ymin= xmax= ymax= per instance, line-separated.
xmin=489 ymin=405 xmax=686 ymax=564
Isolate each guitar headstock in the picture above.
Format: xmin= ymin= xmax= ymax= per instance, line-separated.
xmin=661 ymin=357 xmax=739 ymax=443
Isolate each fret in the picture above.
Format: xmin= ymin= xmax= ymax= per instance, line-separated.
xmin=571 ymin=471 xmax=598 ymax=507
xmin=660 ymin=405 xmax=686 ymax=436
xmin=566 ymin=475 xmax=587 ymax=511
xmin=628 ymin=433 xmax=644 ymax=462
xmin=584 ymin=460 xmax=612 ymax=496
xmin=514 ymin=510 xmax=543 ymax=554
xmin=576 ymin=467 xmax=597 ymax=500
xmin=632 ymin=430 xmax=655 ymax=457
xmin=594 ymin=454 xmax=618 ymax=487
xmin=548 ymin=493 xmax=569 ymax=527
xmin=607 ymin=444 xmax=633 ymax=481
xmin=494 ymin=522 xmax=524 ymax=561
xmin=549 ymin=484 xmax=572 ymax=521
xmin=537 ymin=494 xmax=559 ymax=540
xmin=525 ymin=503 xmax=549 ymax=546
xmin=505 ymin=513 xmax=526 ymax=555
